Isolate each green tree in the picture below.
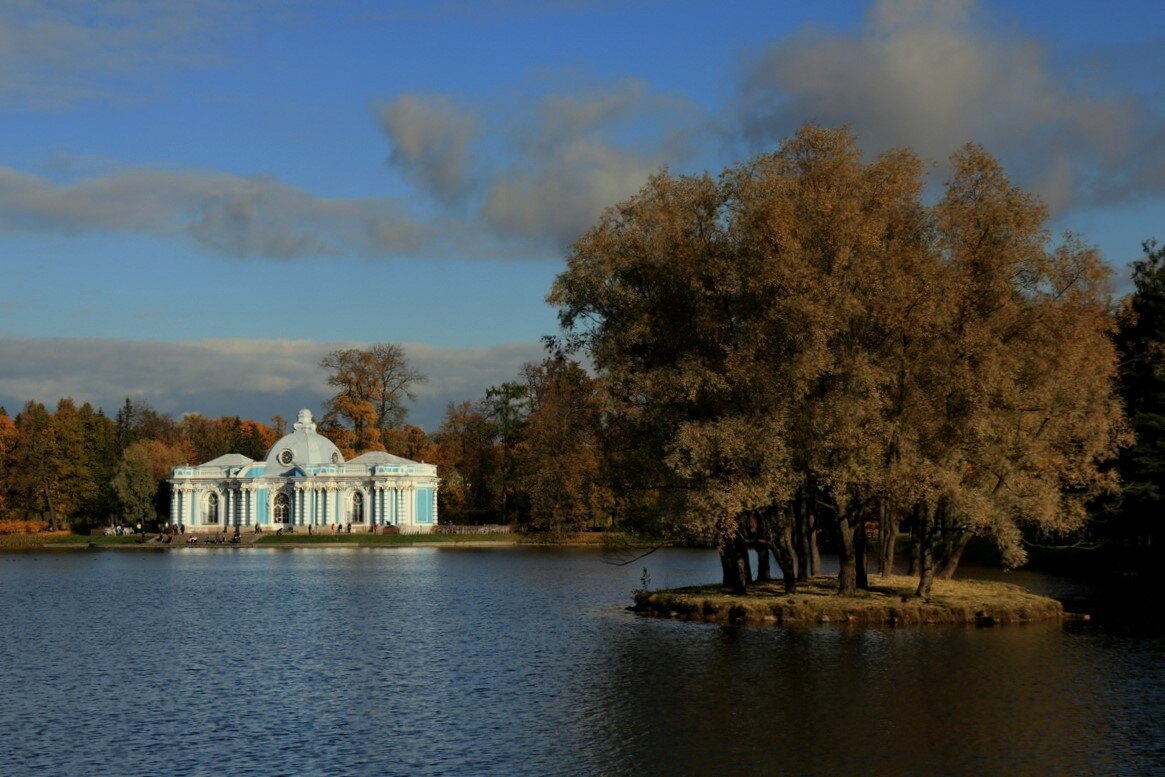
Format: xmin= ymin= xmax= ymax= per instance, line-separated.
xmin=1111 ymin=239 xmax=1165 ymax=552
xmin=479 ymin=381 xmax=530 ymax=525
xmin=111 ymin=442 xmax=157 ymax=529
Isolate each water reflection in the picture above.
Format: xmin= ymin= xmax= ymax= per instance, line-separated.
xmin=0 ymin=548 xmax=1160 ymax=775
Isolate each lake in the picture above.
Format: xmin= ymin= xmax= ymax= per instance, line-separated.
xmin=1 ymin=547 xmax=1161 ymax=775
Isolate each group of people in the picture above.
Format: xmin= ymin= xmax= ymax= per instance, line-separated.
xmin=305 ymin=523 xmax=359 ymax=535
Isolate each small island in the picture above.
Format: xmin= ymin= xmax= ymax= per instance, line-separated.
xmin=632 ymin=575 xmax=1064 ymax=627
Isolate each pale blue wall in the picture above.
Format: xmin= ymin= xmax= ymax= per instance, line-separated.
xmin=416 ymin=488 xmax=434 ymax=524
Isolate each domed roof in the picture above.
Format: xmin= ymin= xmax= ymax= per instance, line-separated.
xmin=264 ymin=409 xmax=344 ymax=469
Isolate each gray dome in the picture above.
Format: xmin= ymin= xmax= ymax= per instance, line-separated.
xmin=265 ymin=409 xmax=344 ymax=469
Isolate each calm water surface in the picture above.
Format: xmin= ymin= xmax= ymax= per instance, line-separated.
xmin=1 ymin=547 xmax=1161 ymax=776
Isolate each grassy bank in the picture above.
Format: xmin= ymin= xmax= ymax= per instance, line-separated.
xmin=1 ymin=529 xmax=636 ymax=549
xmin=0 ymin=530 xmax=75 ymax=548
xmin=633 ymin=574 xmax=1064 ymax=626
xmin=253 ymin=531 xmax=525 ymax=546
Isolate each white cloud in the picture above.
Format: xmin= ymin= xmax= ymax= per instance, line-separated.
xmin=378 ymin=94 xmax=480 ymax=206
xmin=480 ymin=79 xmax=703 ymax=247
xmin=0 ymin=0 xmax=235 ymax=108
xmin=737 ymin=0 xmax=1165 ymax=212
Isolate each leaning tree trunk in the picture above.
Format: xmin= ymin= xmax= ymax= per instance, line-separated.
xmin=936 ymin=530 xmax=973 ymax=580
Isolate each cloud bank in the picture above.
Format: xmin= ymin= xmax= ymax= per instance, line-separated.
xmin=0 ymin=167 xmax=433 ymax=259
xmin=0 ymin=0 xmax=235 ymax=108
xmin=0 ymin=338 xmax=546 ymax=430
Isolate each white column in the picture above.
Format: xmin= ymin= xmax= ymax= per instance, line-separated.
xmin=169 ymin=487 xmax=178 ymax=526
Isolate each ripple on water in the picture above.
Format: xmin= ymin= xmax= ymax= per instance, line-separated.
xmin=0 ymin=547 xmax=1160 ymax=776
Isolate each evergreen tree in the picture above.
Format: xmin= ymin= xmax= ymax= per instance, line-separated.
xmin=1112 ymin=239 xmax=1165 ymax=550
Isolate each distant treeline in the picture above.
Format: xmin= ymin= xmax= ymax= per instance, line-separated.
xmin=0 ymin=353 xmax=616 ymax=536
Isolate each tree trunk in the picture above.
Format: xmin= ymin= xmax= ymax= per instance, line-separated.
xmin=915 ymin=504 xmax=936 ymax=598
xmin=753 ymin=541 xmax=772 ymax=581
xmin=753 ymin=511 xmax=774 ymax=582
xmin=854 ymin=517 xmax=869 ymax=590
xmin=836 ymin=508 xmax=858 ymax=596
xmin=936 ymin=530 xmax=973 ymax=579
xmin=907 ymin=505 xmax=921 ymax=576
xmin=774 ymin=506 xmax=799 ymax=594
xmin=719 ymin=533 xmax=750 ymax=594
xmin=879 ymin=501 xmax=898 ymax=577
xmin=793 ymin=492 xmax=808 ymax=582
xmin=798 ymin=486 xmax=821 ymax=578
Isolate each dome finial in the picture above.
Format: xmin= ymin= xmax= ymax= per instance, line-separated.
xmin=293 ymin=408 xmax=316 ymax=433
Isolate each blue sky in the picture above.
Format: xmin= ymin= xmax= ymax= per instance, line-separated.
xmin=1 ymin=0 xmax=1163 ymax=429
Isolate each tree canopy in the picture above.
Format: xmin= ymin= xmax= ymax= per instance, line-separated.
xmin=319 ymin=343 xmax=426 ymax=455
xmin=551 ymin=125 xmax=1126 ymax=595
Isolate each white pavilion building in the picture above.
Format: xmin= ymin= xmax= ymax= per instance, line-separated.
xmin=168 ymin=409 xmax=438 ymax=532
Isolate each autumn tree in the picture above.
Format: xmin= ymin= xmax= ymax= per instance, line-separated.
xmin=4 ymin=402 xmax=62 ymax=527
xmin=551 ymin=124 xmax=1126 ymax=596
xmin=0 ymin=409 xmax=17 ymax=515
xmin=516 ymin=355 xmax=613 ymax=533
xmin=383 ymin=424 xmax=437 ymax=462
xmin=432 ymin=401 xmax=499 ymax=522
xmin=320 ymin=344 xmax=426 ymax=453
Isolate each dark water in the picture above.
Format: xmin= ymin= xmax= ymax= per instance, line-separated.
xmin=1 ymin=547 xmax=1161 ymax=776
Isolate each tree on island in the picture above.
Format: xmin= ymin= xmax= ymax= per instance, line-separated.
xmin=551 ymin=125 xmax=1126 ymax=597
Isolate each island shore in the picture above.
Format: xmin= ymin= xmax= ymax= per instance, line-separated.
xmin=632 ymin=574 xmax=1065 ymax=626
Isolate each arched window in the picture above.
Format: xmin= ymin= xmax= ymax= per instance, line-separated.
xmin=351 ymin=492 xmax=364 ymax=523
xmin=274 ymin=493 xmax=290 ymax=524
xmin=206 ymin=492 xmax=219 ymax=524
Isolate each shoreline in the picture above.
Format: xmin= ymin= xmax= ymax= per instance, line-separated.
xmin=632 ymin=574 xmax=1066 ymax=627
xmin=0 ymin=530 xmax=648 ymax=552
